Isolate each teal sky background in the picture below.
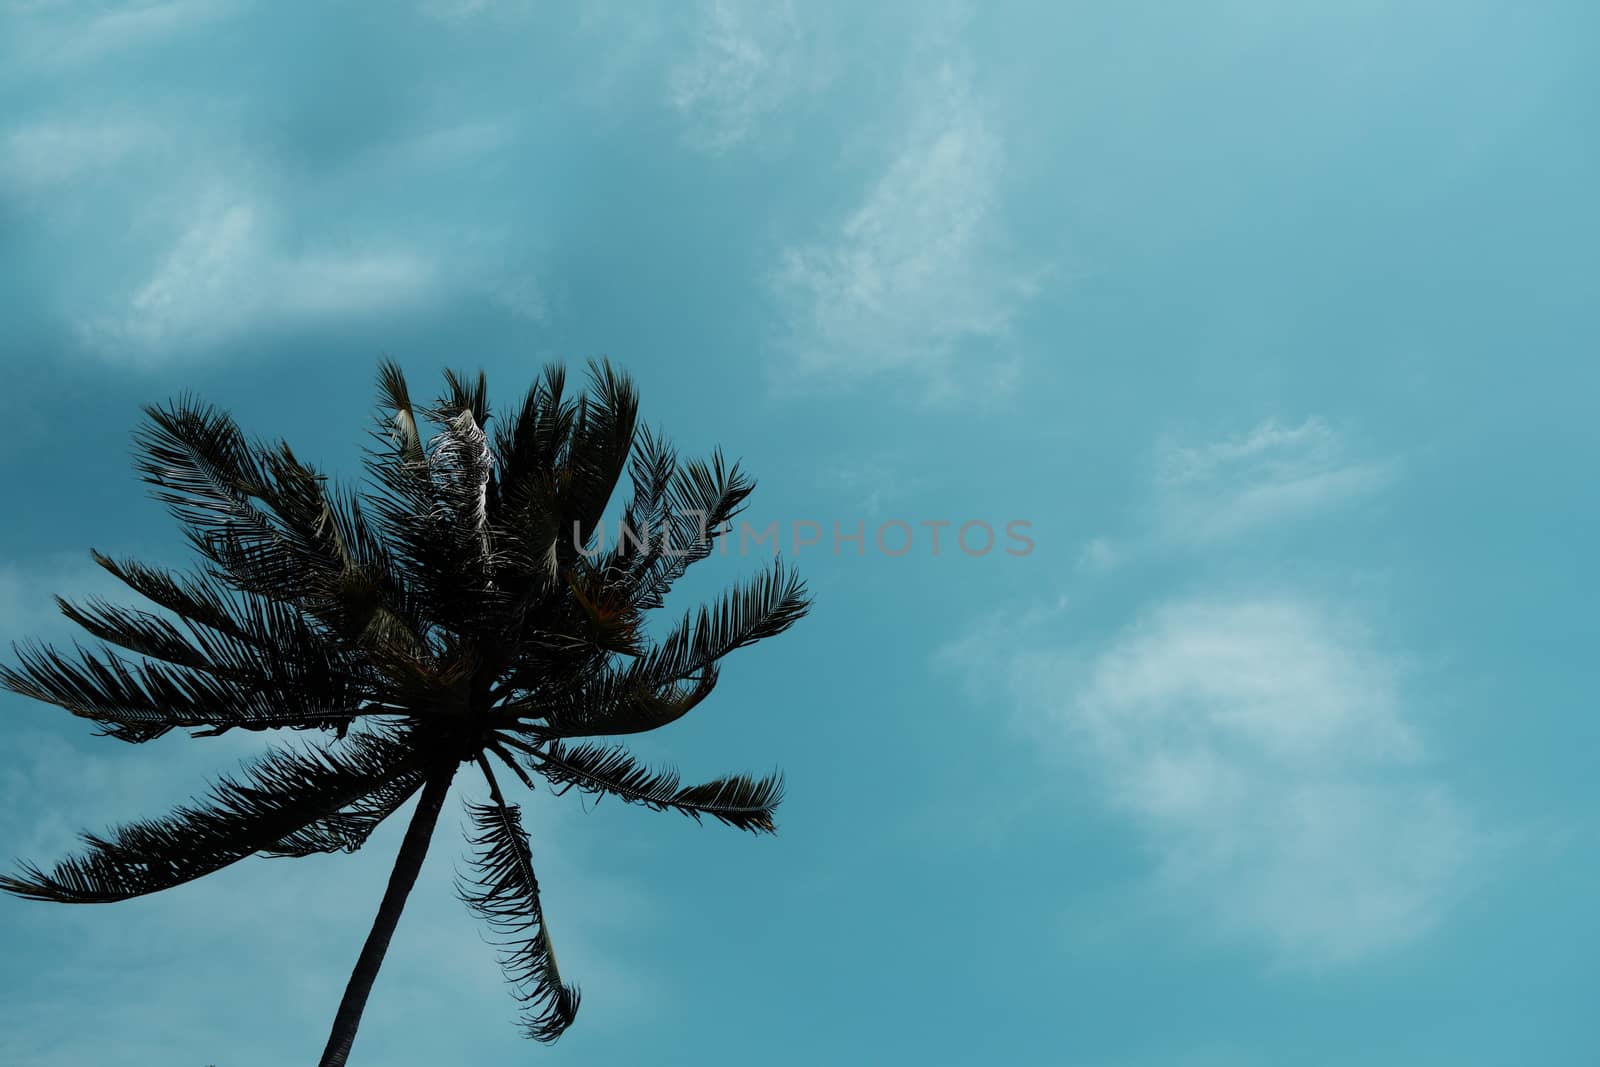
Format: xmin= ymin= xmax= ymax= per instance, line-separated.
xmin=1 ymin=2 xmax=1596 ymax=1064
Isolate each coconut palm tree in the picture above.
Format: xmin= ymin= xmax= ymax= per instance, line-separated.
xmin=0 ymin=361 xmax=808 ymax=1065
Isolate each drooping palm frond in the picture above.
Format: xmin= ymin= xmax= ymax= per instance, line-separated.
xmin=457 ymin=799 xmax=580 ymax=1042
xmin=522 ymin=741 xmax=783 ymax=834
xmin=0 ymin=731 xmax=420 ymax=902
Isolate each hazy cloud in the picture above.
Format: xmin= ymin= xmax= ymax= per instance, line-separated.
xmin=0 ymin=116 xmax=164 ymax=190
xmin=1156 ymin=417 xmax=1395 ymax=543
xmin=668 ymin=0 xmax=827 ymax=153
xmin=1076 ymin=418 xmax=1396 ymax=571
xmin=3 ymin=0 xmax=245 ymax=70
xmin=78 ymin=193 xmax=438 ymax=357
xmin=947 ymin=593 xmax=1475 ymax=967
xmin=1077 ymin=536 xmax=1122 ymax=572
xmin=771 ymin=60 xmax=1040 ymax=401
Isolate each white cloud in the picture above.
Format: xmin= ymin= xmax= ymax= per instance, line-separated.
xmin=4 ymin=0 xmax=244 ymax=69
xmin=483 ymin=271 xmax=548 ymax=323
xmin=415 ymin=0 xmax=496 ymax=20
xmin=3 ymin=108 xmax=537 ymax=360
xmin=1072 ymin=418 xmax=1396 ymax=575
xmin=0 ymin=117 xmax=163 ymax=190
xmin=668 ymin=0 xmax=825 ymax=153
xmin=414 ymin=0 xmax=552 ymax=24
xmin=814 ymin=456 xmax=935 ymax=518
xmin=948 ymin=593 xmax=1475 ymax=967
xmin=79 ymin=194 xmax=438 ymax=356
xmin=1077 ymin=536 xmax=1122 ymax=572
xmin=389 ymin=118 xmax=515 ymax=167
xmin=770 ymin=62 xmax=1040 ymax=401
xmin=1157 ymin=417 xmax=1394 ymax=542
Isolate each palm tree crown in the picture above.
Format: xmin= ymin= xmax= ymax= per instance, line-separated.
xmin=0 ymin=361 xmax=809 ymax=1064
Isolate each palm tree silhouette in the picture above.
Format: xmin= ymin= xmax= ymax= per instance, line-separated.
xmin=0 ymin=361 xmax=808 ymax=1065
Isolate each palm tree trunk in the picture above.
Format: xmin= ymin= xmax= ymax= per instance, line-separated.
xmin=317 ymin=769 xmax=454 ymax=1067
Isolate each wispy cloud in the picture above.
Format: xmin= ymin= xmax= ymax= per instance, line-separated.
xmin=1077 ymin=536 xmax=1123 ymax=573
xmin=1079 ymin=417 xmax=1396 ymax=568
xmin=0 ymin=116 xmax=163 ymax=190
xmin=946 ymin=593 xmax=1476 ymax=968
xmin=77 ymin=193 xmax=438 ymax=357
xmin=386 ymin=117 xmax=516 ymax=168
xmin=770 ymin=60 xmax=1041 ymax=402
xmin=4 ymin=102 xmax=538 ymax=360
xmin=3 ymin=0 xmax=245 ymax=70
xmin=414 ymin=0 xmax=507 ymax=20
xmin=416 ymin=0 xmax=483 ymax=17
xmin=482 ymin=271 xmax=548 ymax=323
xmin=668 ymin=0 xmax=826 ymax=153
xmin=814 ymin=456 xmax=936 ymax=518
xmin=1156 ymin=417 xmax=1395 ymax=542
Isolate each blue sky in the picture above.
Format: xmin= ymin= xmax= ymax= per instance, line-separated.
xmin=1 ymin=1 xmax=1596 ymax=1063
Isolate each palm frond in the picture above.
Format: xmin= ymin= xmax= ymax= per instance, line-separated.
xmin=599 ymin=446 xmax=755 ymax=612
xmin=134 ymin=398 xmax=309 ymax=594
xmin=506 ymin=559 xmax=804 ymax=733
xmin=524 ymin=741 xmax=783 ymax=833
xmin=375 ymin=358 xmax=426 ymax=468
xmin=487 ymin=365 xmax=575 ymax=595
xmin=88 ymin=551 xmax=307 ymax=654
xmin=81 ymin=550 xmax=418 ymax=721
xmin=364 ymin=365 xmax=507 ymax=641
xmin=428 ymin=407 xmax=495 ymax=565
xmin=636 ymin=560 xmax=810 ymax=685
xmin=491 ymin=364 xmax=573 ymax=504
xmin=520 ymin=661 xmax=719 ymax=739
xmin=438 ymin=367 xmax=491 ymax=428
xmin=57 ymin=585 xmax=356 ymax=684
xmin=458 ymin=799 xmax=580 ymax=1042
xmin=0 ymin=636 xmax=374 ymax=742
xmin=135 ymin=400 xmax=425 ymax=656
xmin=0 ymin=732 xmax=419 ymax=902
xmin=262 ymin=767 xmax=427 ymax=857
xmin=247 ymin=440 xmax=426 ymax=653
xmin=55 ymin=595 xmax=214 ymax=671
xmin=558 ymin=359 xmax=639 ymax=560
